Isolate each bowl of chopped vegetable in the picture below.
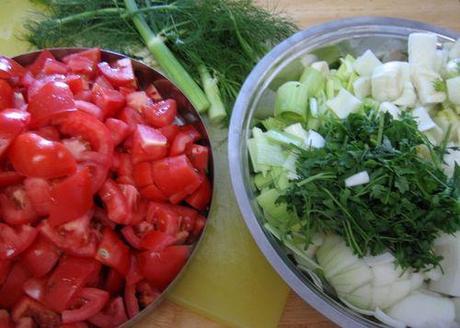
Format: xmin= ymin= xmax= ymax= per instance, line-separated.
xmin=229 ymin=16 xmax=460 ymax=327
xmin=0 ymin=48 xmax=213 ymax=326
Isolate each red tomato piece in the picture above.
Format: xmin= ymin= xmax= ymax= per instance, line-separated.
xmin=123 ymin=283 xmax=139 ymax=319
xmin=140 ymin=230 xmax=180 ymax=252
xmin=137 ymin=246 xmax=190 ymax=290
xmin=105 ymin=118 xmax=130 ymax=146
xmin=91 ymin=84 xmax=125 ymax=118
xmin=169 ymin=125 xmax=201 ymax=156
xmin=159 ymin=124 xmax=180 ymax=143
xmin=62 ymin=288 xmax=109 ymax=324
xmin=126 ymin=255 xmax=143 ymax=286
xmin=65 ymin=74 xmax=88 ymax=95
xmin=75 ymin=100 xmax=104 ymax=121
xmin=42 ymin=58 xmax=68 ymax=75
xmin=156 ymin=207 xmax=181 ymax=235
xmin=11 ymin=296 xmax=61 ymax=327
xmin=63 ymin=49 xmax=101 ymax=67
xmin=35 ymin=126 xmax=60 ymax=141
xmin=140 ymin=184 xmax=168 ymax=203
xmin=113 ymin=152 xmax=134 ymax=186
xmin=104 ymin=269 xmax=124 ymax=295
xmin=60 ymin=322 xmax=89 ymax=328
xmin=42 ymin=256 xmax=101 ymax=312
xmin=0 ymin=309 xmax=11 ymax=327
xmin=132 ymin=162 xmax=153 ymax=188
xmin=0 ymin=80 xmax=13 ymax=110
xmin=186 ymin=176 xmax=212 ymax=210
xmin=126 ymin=91 xmax=152 ymax=112
xmin=0 ymin=185 xmax=38 ymax=225
xmin=131 ymin=124 xmax=168 ymax=164
xmin=95 ymin=228 xmax=130 ymax=276
xmin=136 ymin=280 xmax=160 ymax=307
xmin=0 ymin=259 xmax=12 ymax=285
xmin=98 ymin=179 xmax=132 ymax=224
xmin=23 ymin=177 xmax=52 ymax=216
xmin=28 ymin=50 xmax=56 ymax=76
xmin=145 ymin=84 xmax=163 ymax=102
xmin=143 ymin=99 xmax=177 ymax=128
xmin=97 ymin=58 xmax=135 ymax=88
xmin=121 ymin=226 xmax=142 ymax=250
xmin=0 ymin=262 xmax=31 ymax=309
xmin=22 ymin=236 xmax=61 ymax=278
xmin=62 ymin=49 xmax=100 ymax=79
xmin=0 ymin=108 xmax=31 ymax=157
xmin=27 ymin=81 xmax=76 ymax=128
xmin=74 ymin=90 xmax=92 ymax=102
xmin=0 ymin=224 xmax=37 ymax=260
xmin=117 ymin=106 xmax=144 ymax=133
xmin=48 ymin=168 xmax=93 ymax=227
xmin=88 ymin=297 xmax=128 ymax=328
xmin=0 ymin=56 xmax=26 ymax=80
xmin=15 ymin=317 xmax=34 ymax=328
xmin=40 ymin=212 xmax=98 ymax=258
xmin=186 ymin=144 xmax=209 ymax=171
xmin=22 ymin=277 xmax=45 ymax=302
xmin=151 ymin=155 xmax=202 ymax=197
xmin=9 ymin=132 xmax=77 ymax=179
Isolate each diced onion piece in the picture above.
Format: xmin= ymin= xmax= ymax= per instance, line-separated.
xmin=374 ymin=308 xmax=406 ymax=328
xmin=341 ymin=283 xmax=373 ymax=310
xmin=340 ymin=297 xmax=375 ymax=316
xmin=380 ymin=280 xmax=412 ymax=310
xmin=305 ymin=130 xmax=325 ymax=149
xmin=442 ymin=145 xmax=460 ymax=178
xmin=394 ymin=82 xmax=417 ymax=107
xmin=363 ymin=252 xmax=395 ymax=267
xmin=408 ymin=33 xmax=438 ymax=70
xmin=411 ymin=65 xmax=446 ymax=104
xmin=352 ymin=76 xmax=371 ymax=99
xmin=412 ymin=106 xmax=437 ymax=132
xmin=371 ymin=262 xmax=402 ymax=287
xmin=329 ymin=260 xmax=373 ymax=294
xmin=447 ymin=76 xmax=460 ymax=105
xmin=386 ymin=291 xmax=455 ymax=328
xmin=311 ymin=61 xmax=329 ymax=75
xmin=371 ymin=62 xmax=408 ymax=102
xmin=326 ymin=88 xmax=362 ymax=119
xmin=379 ymin=102 xmax=401 ymax=119
xmin=316 ymin=235 xmax=344 ymax=269
xmin=345 ymin=171 xmax=370 ymax=187
xmin=353 ymin=49 xmax=382 ymax=76
xmin=452 ymin=298 xmax=460 ymax=322
xmin=449 ymin=39 xmax=460 ymax=60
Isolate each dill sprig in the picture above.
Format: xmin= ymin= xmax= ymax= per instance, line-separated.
xmin=281 ymin=111 xmax=460 ymax=271
xmin=25 ymin=0 xmax=297 ymax=123
xmin=433 ymin=78 xmax=447 ymax=93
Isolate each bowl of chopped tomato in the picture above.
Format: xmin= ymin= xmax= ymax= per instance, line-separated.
xmin=0 ymin=47 xmax=213 ymax=327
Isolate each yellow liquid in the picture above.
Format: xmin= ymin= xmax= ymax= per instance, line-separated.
xmin=0 ymin=3 xmax=290 ymax=327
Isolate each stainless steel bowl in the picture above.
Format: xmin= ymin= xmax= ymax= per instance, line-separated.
xmin=229 ymin=17 xmax=459 ymax=327
xmin=13 ymin=48 xmax=214 ymax=327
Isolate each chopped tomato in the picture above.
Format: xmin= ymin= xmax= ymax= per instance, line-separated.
xmin=63 ymin=53 xmax=97 ymax=78
xmin=159 ymin=124 xmax=180 ymax=143
xmin=28 ymin=50 xmax=56 ymax=76
xmin=143 ymin=99 xmax=177 ymax=128
xmin=22 ymin=236 xmax=61 ymax=277
xmin=138 ymin=246 xmax=190 ymax=290
xmin=43 ymin=256 xmax=101 ymax=312
xmin=131 ymin=124 xmax=168 ymax=164
xmin=140 ymin=230 xmax=180 ymax=252
xmin=155 ymin=207 xmax=181 ymax=235
xmin=132 ymin=162 xmax=153 ymax=188
xmin=186 ymin=144 xmax=209 ymax=171
xmin=48 ymin=168 xmax=93 ymax=227
xmin=0 ymin=108 xmax=31 ymax=157
xmin=152 ymin=155 xmax=202 ymax=197
xmin=192 ymin=215 xmax=207 ymax=240
xmin=126 ymin=91 xmax=152 ymax=112
xmin=0 ymin=224 xmax=37 ymax=260
xmin=123 ymin=283 xmax=139 ymax=319
xmin=42 ymin=58 xmax=68 ymax=75
xmin=0 ymin=171 xmax=24 ymax=188
xmin=117 ymin=106 xmax=144 ymax=133
xmin=60 ymin=322 xmax=89 ymax=328
xmin=15 ymin=317 xmax=34 ymax=328
xmin=0 ymin=259 xmax=12 ymax=285
xmin=98 ymin=179 xmax=131 ymax=224
xmin=62 ymin=288 xmax=109 ymax=324
xmin=95 ymin=228 xmax=130 ymax=275
xmin=22 ymin=277 xmax=45 ymax=302
xmin=65 ymin=74 xmax=88 ymax=95
xmin=9 ymin=132 xmax=76 ymax=179
xmin=0 ymin=262 xmax=31 ymax=309
xmin=145 ymin=84 xmax=162 ymax=102
xmin=88 ymin=297 xmax=127 ymax=328
xmin=0 ymin=80 xmax=13 ymax=110
xmin=75 ymin=100 xmax=104 ymax=121
xmin=11 ymin=297 xmax=61 ymax=327
xmin=23 ymin=178 xmax=52 ymax=216
xmin=91 ymin=84 xmax=125 ymax=118
xmin=126 ymin=255 xmax=143 ymax=286
xmin=27 ymin=81 xmax=76 ymax=128
xmin=0 ymin=309 xmax=11 ymax=327
xmin=169 ymin=125 xmax=201 ymax=156
xmin=113 ymin=153 xmax=134 ymax=186
xmin=104 ymin=269 xmax=124 ymax=295
xmin=35 ymin=126 xmax=60 ymax=141
xmin=0 ymin=56 xmax=26 ymax=80
xmin=136 ymin=280 xmax=160 ymax=307
xmin=105 ymin=118 xmax=130 ymax=146
xmin=140 ymin=184 xmax=167 ymax=202
xmin=97 ymin=58 xmax=135 ymax=88
xmin=0 ymin=185 xmax=38 ymax=225
xmin=62 ymin=49 xmax=101 ymax=68
xmin=121 ymin=226 xmax=142 ymax=249
xmin=186 ymin=176 xmax=212 ymax=210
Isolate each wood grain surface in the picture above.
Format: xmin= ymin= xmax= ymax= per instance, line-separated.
xmin=139 ymin=0 xmax=460 ymax=327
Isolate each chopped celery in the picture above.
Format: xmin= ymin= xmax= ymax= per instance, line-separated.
xmin=265 ymin=130 xmax=304 ymax=148
xmin=336 ymin=54 xmax=356 ymax=82
xmin=299 ymin=67 xmax=325 ymax=97
xmin=346 ymin=72 xmax=359 ymax=92
xmin=274 ymin=170 xmax=290 ymax=190
xmin=274 ymin=81 xmax=309 ymax=122
xmin=254 ymin=173 xmax=273 ymax=190
xmin=309 ymin=98 xmax=319 ymax=118
xmin=256 ymin=188 xmax=291 ymax=221
xmin=284 ymin=123 xmax=308 ymax=139
xmin=261 ymin=117 xmax=287 ymax=131
xmin=247 ymin=138 xmax=270 ymax=173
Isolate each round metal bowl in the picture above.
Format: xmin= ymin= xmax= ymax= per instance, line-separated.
xmin=229 ymin=17 xmax=459 ymax=327
xmin=13 ymin=48 xmax=214 ymax=327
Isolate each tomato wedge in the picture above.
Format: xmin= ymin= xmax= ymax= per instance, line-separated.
xmin=88 ymin=297 xmax=128 ymax=328
xmin=62 ymin=288 xmax=109 ymax=324
xmin=0 ymin=108 xmax=30 ymax=157
xmin=22 ymin=236 xmax=61 ymax=278
xmin=98 ymin=179 xmax=132 ymax=224
xmin=169 ymin=125 xmax=201 ymax=156
xmin=186 ymin=144 xmax=209 ymax=172
xmin=23 ymin=178 xmax=52 ymax=216
xmin=105 ymin=118 xmax=130 ymax=146
xmin=131 ymin=124 xmax=168 ymax=164
xmin=97 ymin=58 xmax=135 ymax=87
xmin=186 ymin=176 xmax=212 ymax=210
xmin=42 ymin=256 xmax=101 ymax=312
xmin=0 ymin=262 xmax=31 ymax=309
xmin=95 ymin=228 xmax=130 ymax=276
xmin=0 ymin=170 xmax=24 ymax=188
xmin=23 ymin=277 xmax=46 ymax=302
xmin=9 ymin=132 xmax=77 ymax=179
xmin=0 ymin=224 xmax=37 ymax=260
xmin=0 ymin=56 xmax=26 ymax=80
xmin=0 ymin=80 xmax=13 ymax=110
xmin=27 ymin=81 xmax=76 ymax=128
xmin=138 ymin=246 xmax=189 ymax=290
xmin=0 ymin=185 xmax=38 ymax=225
xmin=143 ymin=99 xmax=177 ymax=128
xmin=48 ymin=168 xmax=93 ymax=226
xmin=12 ymin=296 xmax=61 ymax=327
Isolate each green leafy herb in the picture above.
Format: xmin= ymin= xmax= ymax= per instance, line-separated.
xmin=433 ymin=78 xmax=447 ymax=93
xmin=280 ymin=111 xmax=460 ymax=271
xmin=25 ymin=0 xmax=297 ymax=123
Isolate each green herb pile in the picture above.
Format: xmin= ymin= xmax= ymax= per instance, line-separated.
xmin=25 ymin=0 xmax=297 ymax=123
xmin=281 ymin=110 xmax=460 ymax=270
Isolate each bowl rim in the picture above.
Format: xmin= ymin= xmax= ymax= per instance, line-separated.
xmin=229 ymin=16 xmax=460 ymax=327
xmin=13 ymin=47 xmax=216 ymax=327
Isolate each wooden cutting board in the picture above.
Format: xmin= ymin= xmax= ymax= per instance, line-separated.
xmin=148 ymin=0 xmax=460 ymax=327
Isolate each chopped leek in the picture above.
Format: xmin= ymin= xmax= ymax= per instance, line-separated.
xmin=274 ymin=81 xmax=309 ymax=122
